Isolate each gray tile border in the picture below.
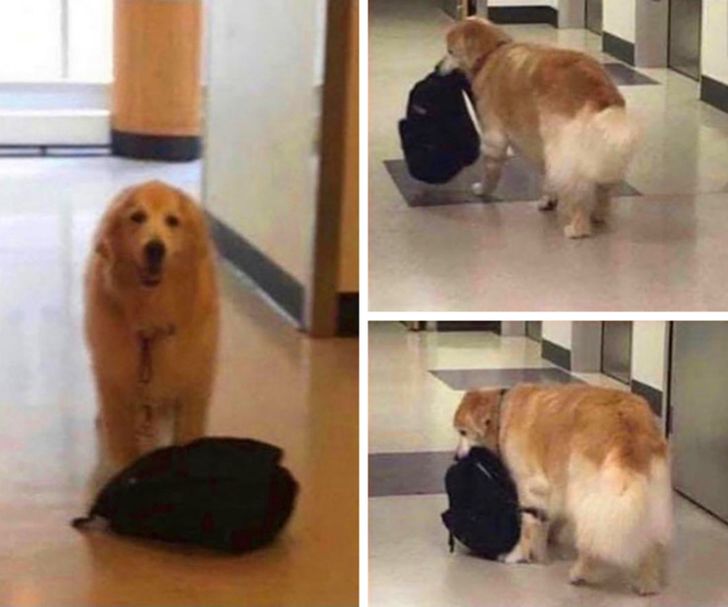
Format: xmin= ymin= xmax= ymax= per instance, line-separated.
xmin=430 ymin=367 xmax=582 ymax=390
xmin=603 ymin=62 xmax=659 ymax=86
xmin=369 ymin=451 xmax=453 ymax=497
xmin=385 ymin=158 xmax=641 ymax=207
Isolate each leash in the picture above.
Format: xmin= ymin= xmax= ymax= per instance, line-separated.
xmin=137 ymin=324 xmax=176 ymax=385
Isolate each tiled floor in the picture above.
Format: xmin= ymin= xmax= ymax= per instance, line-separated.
xmin=0 ymin=157 xmax=358 ymax=606
xmin=369 ymin=0 xmax=728 ymax=311
xmin=368 ymin=322 xmax=728 ymax=606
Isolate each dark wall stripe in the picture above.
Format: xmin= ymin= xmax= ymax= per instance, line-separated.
xmin=631 ymin=379 xmax=663 ymax=418
xmin=436 ymin=321 xmax=501 ymax=333
xmin=603 ymin=31 xmax=635 ymax=66
xmin=488 ymin=6 xmax=558 ymax=27
xmin=337 ymin=292 xmax=359 ymax=337
xmin=700 ymin=75 xmax=728 ymax=114
xmin=207 ymin=212 xmax=304 ymax=324
xmin=541 ymin=339 xmax=571 ymax=370
xmin=111 ymin=130 xmax=201 ymax=162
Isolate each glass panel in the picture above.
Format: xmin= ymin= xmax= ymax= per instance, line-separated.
xmin=68 ymin=0 xmax=113 ymax=81
xmin=0 ymin=1 xmax=63 ymax=81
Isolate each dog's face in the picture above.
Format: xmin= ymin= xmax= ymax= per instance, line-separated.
xmin=453 ymin=389 xmax=502 ymax=458
xmin=96 ymin=181 xmax=206 ymax=288
xmin=440 ymin=17 xmax=512 ymax=75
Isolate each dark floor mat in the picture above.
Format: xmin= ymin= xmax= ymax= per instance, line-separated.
xmin=369 ymin=451 xmax=452 ymax=497
xmin=430 ymin=367 xmax=582 ymax=390
xmin=385 ymin=158 xmax=641 ymax=207
xmin=603 ymin=62 xmax=659 ymax=86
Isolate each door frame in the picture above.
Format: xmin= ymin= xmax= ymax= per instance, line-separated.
xmin=667 ymin=0 xmax=703 ymax=81
xmin=600 ymin=321 xmax=633 ymax=385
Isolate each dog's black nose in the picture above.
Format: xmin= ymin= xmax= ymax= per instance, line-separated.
xmin=144 ymin=239 xmax=166 ymax=266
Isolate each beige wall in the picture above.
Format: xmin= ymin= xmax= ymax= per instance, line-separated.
xmin=542 ymin=321 xmax=572 ymax=348
xmin=631 ymin=321 xmax=668 ymax=391
xmin=702 ymin=1 xmax=728 ymax=85
xmin=603 ymin=0 xmax=636 ymax=42
xmin=338 ymin=0 xmax=359 ymax=293
xmin=204 ymin=0 xmax=320 ymax=286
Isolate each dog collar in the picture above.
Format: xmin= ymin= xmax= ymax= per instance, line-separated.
xmin=137 ymin=324 xmax=176 ymax=384
xmin=470 ymin=40 xmax=509 ymax=80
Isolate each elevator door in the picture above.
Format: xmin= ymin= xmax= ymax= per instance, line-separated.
xmin=669 ymin=0 xmax=701 ymax=80
xmin=441 ymin=0 xmax=460 ymax=19
xmin=671 ymin=322 xmax=728 ymax=523
xmin=601 ymin=321 xmax=632 ymax=384
xmin=585 ymin=0 xmax=603 ymax=34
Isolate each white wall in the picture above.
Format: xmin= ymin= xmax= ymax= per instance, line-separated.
xmin=702 ymin=1 xmax=728 ymax=85
xmin=631 ymin=321 xmax=668 ymax=391
xmin=204 ymin=0 xmax=320 ymax=286
xmin=542 ymin=321 xmax=572 ymax=348
xmin=603 ymin=0 xmax=636 ymax=42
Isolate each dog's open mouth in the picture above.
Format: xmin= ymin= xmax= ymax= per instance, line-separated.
xmin=139 ymin=268 xmax=163 ymax=288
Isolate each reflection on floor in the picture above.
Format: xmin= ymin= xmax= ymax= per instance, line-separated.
xmin=0 ymin=157 xmax=358 ymax=607
xmin=368 ymin=322 xmax=728 ymax=606
xmin=369 ymin=0 xmax=728 ymax=311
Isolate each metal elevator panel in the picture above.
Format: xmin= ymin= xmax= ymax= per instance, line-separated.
xmin=441 ymin=0 xmax=461 ymax=19
xmin=669 ymin=0 xmax=702 ymax=80
xmin=601 ymin=321 xmax=632 ymax=384
xmin=585 ymin=0 xmax=603 ymax=34
xmin=671 ymin=322 xmax=728 ymax=524
xmin=526 ymin=321 xmax=542 ymax=342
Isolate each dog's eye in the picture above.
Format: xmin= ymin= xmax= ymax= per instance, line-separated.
xmin=459 ymin=430 xmax=466 ymax=436
xmin=166 ymin=215 xmax=180 ymax=228
xmin=130 ymin=211 xmax=147 ymax=224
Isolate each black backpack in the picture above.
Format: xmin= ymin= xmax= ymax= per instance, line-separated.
xmin=441 ymin=447 xmax=521 ymax=560
xmin=398 ymin=68 xmax=481 ymax=184
xmin=72 ymin=437 xmax=298 ymax=553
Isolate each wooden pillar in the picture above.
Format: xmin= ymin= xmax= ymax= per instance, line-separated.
xmin=111 ymin=0 xmax=202 ymax=161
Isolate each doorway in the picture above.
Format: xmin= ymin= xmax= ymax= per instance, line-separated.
xmin=585 ymin=0 xmax=603 ymax=35
xmin=671 ymin=322 xmax=728 ymax=523
xmin=526 ymin=321 xmax=543 ymax=342
xmin=668 ymin=0 xmax=702 ymax=80
xmin=601 ymin=321 xmax=632 ymax=384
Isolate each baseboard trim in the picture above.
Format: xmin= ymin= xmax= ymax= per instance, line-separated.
xmin=631 ymin=379 xmax=663 ymax=418
xmin=541 ymin=339 xmax=571 ymax=370
xmin=207 ymin=212 xmax=304 ymax=325
xmin=488 ymin=6 xmax=558 ymax=27
xmin=435 ymin=321 xmax=502 ymax=333
xmin=603 ymin=31 xmax=635 ymax=66
xmin=337 ymin=292 xmax=359 ymax=337
xmin=700 ymin=75 xmax=728 ymax=114
xmin=111 ymin=129 xmax=201 ymax=162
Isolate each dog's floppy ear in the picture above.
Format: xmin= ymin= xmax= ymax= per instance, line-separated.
xmin=460 ymin=18 xmax=512 ymax=66
xmin=94 ymin=186 xmax=136 ymax=261
xmin=176 ymin=188 xmax=211 ymax=259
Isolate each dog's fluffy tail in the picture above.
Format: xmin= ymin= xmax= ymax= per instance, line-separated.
xmin=546 ymin=105 xmax=641 ymax=190
xmin=569 ymin=450 xmax=673 ymax=567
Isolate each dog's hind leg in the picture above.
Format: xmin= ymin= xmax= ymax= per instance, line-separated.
xmin=592 ymin=184 xmax=612 ymax=224
xmin=630 ymin=543 xmax=665 ymax=596
xmin=561 ymin=182 xmax=594 ymax=239
xmin=472 ymin=128 xmax=508 ymax=197
xmin=569 ymin=553 xmax=608 ymax=586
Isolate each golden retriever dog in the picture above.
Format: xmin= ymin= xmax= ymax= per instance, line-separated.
xmin=440 ymin=18 xmax=639 ymax=238
xmin=454 ymin=384 xmax=672 ymax=595
xmin=85 ymin=181 xmax=219 ymax=479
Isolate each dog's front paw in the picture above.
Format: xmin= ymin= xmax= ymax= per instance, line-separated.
xmin=564 ymin=223 xmax=592 ymax=239
xmin=472 ymin=182 xmax=486 ymax=197
xmin=499 ymin=545 xmax=531 ymax=564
